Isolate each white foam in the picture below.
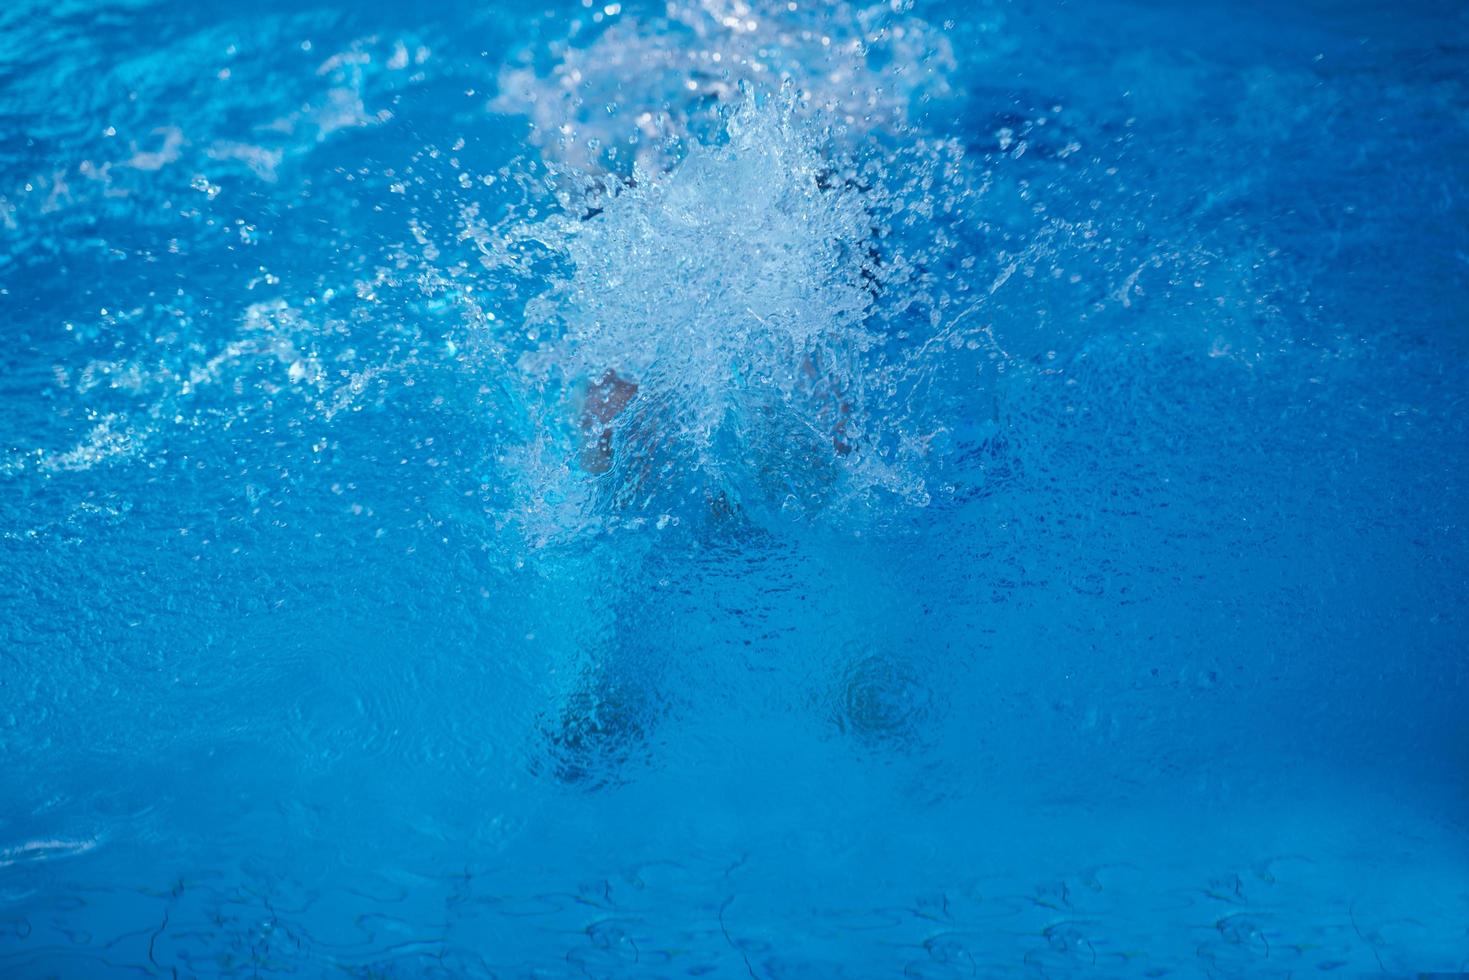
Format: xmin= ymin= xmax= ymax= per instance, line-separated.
xmin=503 ymin=89 xmax=974 ymax=537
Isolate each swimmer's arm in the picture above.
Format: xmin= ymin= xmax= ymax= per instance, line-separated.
xmin=578 ymin=369 xmax=638 ymax=474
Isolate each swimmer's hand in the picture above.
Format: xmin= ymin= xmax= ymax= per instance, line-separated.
xmin=578 ymin=369 xmax=638 ymax=474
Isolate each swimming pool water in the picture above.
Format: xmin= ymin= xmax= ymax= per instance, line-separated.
xmin=2 ymin=0 xmax=1467 ymax=975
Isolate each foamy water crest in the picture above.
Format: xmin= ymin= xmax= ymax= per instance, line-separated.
xmin=494 ymin=86 xmax=994 ymax=540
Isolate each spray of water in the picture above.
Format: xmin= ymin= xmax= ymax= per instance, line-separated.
xmin=496 ymin=86 xmax=991 ymax=541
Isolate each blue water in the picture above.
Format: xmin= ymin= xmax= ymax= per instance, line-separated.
xmin=3 ymin=0 xmax=1467 ymax=975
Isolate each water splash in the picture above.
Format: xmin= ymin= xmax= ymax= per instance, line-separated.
xmin=501 ymin=88 xmax=987 ymax=539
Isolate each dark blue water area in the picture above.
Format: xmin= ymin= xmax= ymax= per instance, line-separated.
xmin=2 ymin=0 xmax=1467 ymax=976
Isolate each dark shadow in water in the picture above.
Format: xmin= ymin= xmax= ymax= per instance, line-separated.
xmin=831 ymin=651 xmax=937 ymax=756
xmin=531 ymin=624 xmax=672 ymax=791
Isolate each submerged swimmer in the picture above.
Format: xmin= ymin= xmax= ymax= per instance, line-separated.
xmin=533 ymin=94 xmax=906 ymax=786
xmin=537 ymin=359 xmax=856 ymax=787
